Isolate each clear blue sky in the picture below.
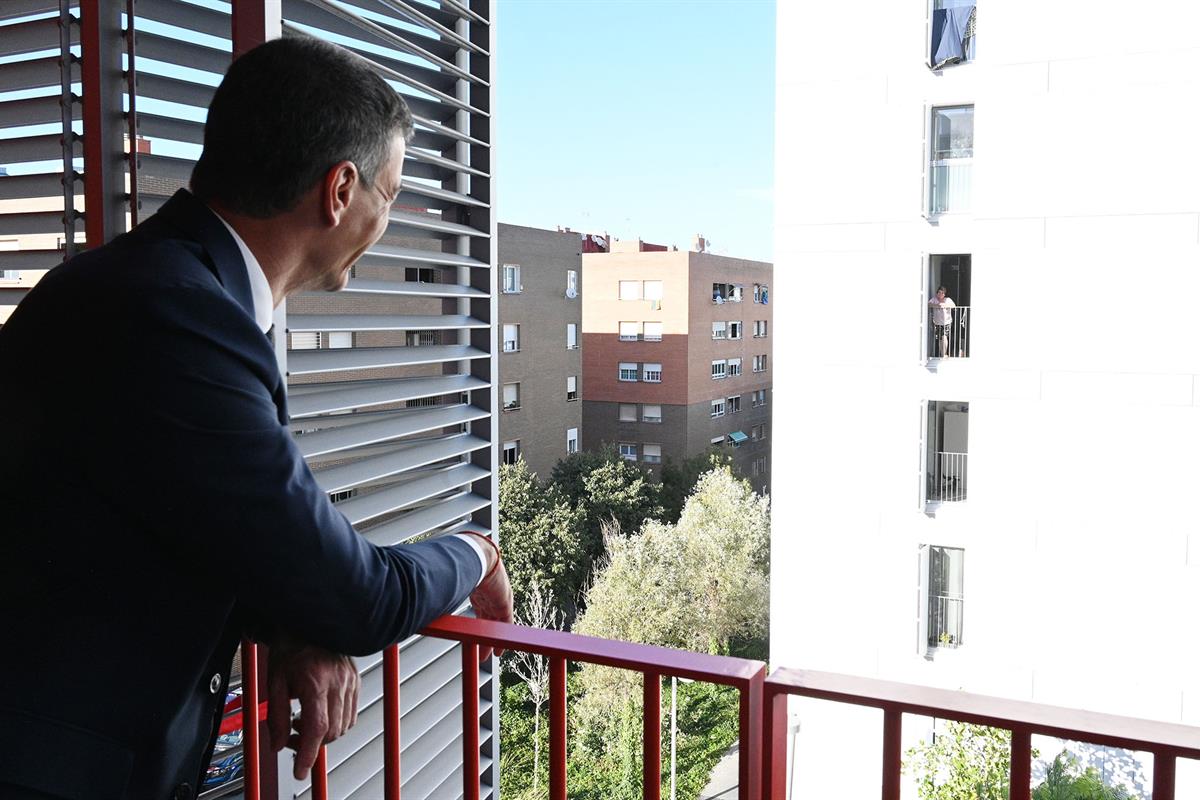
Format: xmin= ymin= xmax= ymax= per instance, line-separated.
xmin=496 ymin=1 xmax=775 ymax=262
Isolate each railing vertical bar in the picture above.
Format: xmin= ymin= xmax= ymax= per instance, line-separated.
xmin=762 ymin=682 xmax=787 ymax=800
xmin=643 ymin=671 xmax=662 ymax=800
xmin=1009 ymin=728 xmax=1032 ymax=800
xmin=738 ymin=668 xmax=764 ymax=800
xmin=881 ymin=709 xmax=901 ymax=800
xmin=242 ymin=639 xmax=261 ymax=800
xmin=1152 ymin=752 xmax=1176 ymax=800
xmin=312 ymin=747 xmax=328 ymax=800
xmin=461 ymin=643 xmax=480 ymax=800
xmin=549 ymin=656 xmax=567 ymax=800
xmin=383 ymin=643 xmax=402 ymax=800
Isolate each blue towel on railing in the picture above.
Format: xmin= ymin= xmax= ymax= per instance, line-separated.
xmin=930 ymin=5 xmax=975 ymax=69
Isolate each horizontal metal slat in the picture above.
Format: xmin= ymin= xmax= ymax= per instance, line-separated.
xmin=287 ymin=374 xmax=488 ymax=417
xmin=0 ymin=172 xmax=74 ymax=201
xmin=321 ymin=460 xmax=485 ymax=515
xmin=0 ymin=55 xmax=72 ymax=94
xmin=359 ymin=490 xmax=489 ymax=546
xmin=296 ymin=403 xmax=488 ymax=458
xmin=0 ymin=94 xmax=74 ymax=129
xmin=287 ymin=344 xmax=488 ymax=376
xmin=409 ymin=108 xmax=488 ymax=150
xmin=288 ymin=314 xmax=487 ymax=332
xmin=387 ymin=209 xmax=488 ymax=239
xmin=0 ymin=249 xmax=64 ymax=270
xmin=301 ymin=278 xmax=484 ymax=299
xmin=137 ymin=110 xmax=204 ymax=144
xmin=135 ymin=30 xmax=230 ymax=75
xmin=0 ymin=133 xmax=72 ymax=163
xmin=133 ymin=70 xmax=216 ymax=110
xmin=136 ymin=0 xmax=229 ymax=39
xmin=405 ymin=146 xmax=488 ymax=180
xmin=0 ymin=210 xmax=71 ymax=237
xmin=315 ymin=433 xmax=482 ymax=493
xmin=0 ymin=1 xmax=59 ymax=23
xmin=366 ymin=0 xmax=488 ymax=57
xmin=3 ymin=16 xmax=75 ymax=57
xmin=440 ymin=0 xmax=488 ymax=26
xmin=396 ymin=179 xmax=487 ymax=214
xmin=338 ymin=0 xmax=462 ymax=34
xmin=361 ymin=242 xmax=487 ymax=269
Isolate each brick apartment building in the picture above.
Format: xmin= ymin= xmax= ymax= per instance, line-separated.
xmin=496 ymin=223 xmax=585 ymax=478
xmin=581 ymin=239 xmax=772 ymax=493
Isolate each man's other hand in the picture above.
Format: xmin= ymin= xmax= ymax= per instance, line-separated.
xmin=468 ymin=545 xmax=514 ymax=661
xmin=266 ymin=638 xmax=361 ymax=780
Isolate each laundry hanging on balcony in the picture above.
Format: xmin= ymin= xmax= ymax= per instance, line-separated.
xmin=930 ymin=5 xmax=976 ymax=70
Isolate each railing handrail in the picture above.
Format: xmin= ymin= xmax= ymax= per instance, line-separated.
xmin=424 ymin=615 xmax=766 ymax=688
xmin=765 ymin=666 xmax=1200 ymax=758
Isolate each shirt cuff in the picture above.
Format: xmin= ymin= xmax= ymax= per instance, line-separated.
xmin=453 ymin=533 xmax=490 ymax=588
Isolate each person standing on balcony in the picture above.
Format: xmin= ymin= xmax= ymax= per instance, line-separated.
xmin=928 ymin=286 xmax=958 ymax=358
xmin=0 ymin=36 xmax=511 ymax=800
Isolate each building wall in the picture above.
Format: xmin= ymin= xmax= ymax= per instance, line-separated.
xmin=583 ymin=399 xmax=689 ymax=467
xmin=497 ymin=223 xmax=584 ymax=479
xmin=772 ymin=2 xmax=1200 ymax=797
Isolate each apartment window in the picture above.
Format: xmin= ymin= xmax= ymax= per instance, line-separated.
xmin=751 ymin=389 xmax=767 ymax=407
xmin=728 ymin=358 xmax=742 ymax=377
xmin=566 ymin=323 xmax=578 ymax=349
xmin=710 ymin=435 xmax=725 ymax=446
xmin=712 ymin=321 xmax=727 ymax=340
xmin=1 ymin=269 xmax=20 ymax=281
xmin=619 ymin=443 xmax=637 ymax=462
xmin=329 ymin=488 xmax=358 ymax=503
xmin=566 ymin=376 xmax=578 ymax=401
xmin=925 ymin=400 xmax=969 ymax=505
xmin=642 ymin=404 xmax=662 ymax=423
xmin=291 ymin=331 xmax=320 ymax=350
xmin=643 ymin=281 xmax=663 ymax=301
xmin=752 ymin=354 xmax=767 ymax=372
xmin=619 ymin=280 xmax=641 ymax=300
xmin=753 ymin=284 xmax=762 ymax=303
xmin=405 ymin=266 xmax=438 ymax=283
xmin=502 ymin=264 xmax=521 ymax=293
xmin=566 ymin=269 xmax=578 ymax=298
xmin=567 ymin=427 xmax=579 ymax=454
xmin=503 ymin=324 xmax=520 ymax=352
xmin=407 ymin=330 xmax=439 ymax=347
xmin=619 ymin=362 xmax=638 ymax=382
xmin=711 ymin=399 xmax=726 ymax=418
xmin=328 ymin=331 xmax=353 ymax=349
xmin=643 ymin=321 xmax=663 ymax=341
xmin=711 ymin=360 xmax=727 ymax=380
xmin=929 ymin=0 xmax=976 ymax=70
xmin=643 ymin=363 xmax=662 ymax=383
xmin=929 ymin=105 xmax=974 ymax=216
xmin=619 ymin=403 xmax=638 ymax=422
xmin=921 ymin=545 xmax=965 ymax=649
xmin=727 ymin=395 xmax=741 ymax=413
xmin=406 ymin=397 xmax=439 ymax=408
xmin=643 ymin=444 xmax=662 ymax=464
xmin=752 ymin=456 xmax=767 ymax=477
xmin=729 ymin=321 xmax=742 ymax=340
xmin=502 ymin=440 xmax=520 ymax=466
xmin=619 ymin=321 xmax=640 ymax=341
xmin=712 ymin=282 xmax=742 ymax=303
xmin=751 ymin=424 xmax=767 ymax=441
xmin=926 ymin=255 xmax=972 ymax=361
xmin=502 ymin=382 xmax=521 ymax=411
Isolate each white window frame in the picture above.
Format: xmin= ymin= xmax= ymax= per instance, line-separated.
xmin=927 ymin=104 xmax=975 ymax=217
xmin=566 ymin=375 xmax=578 ymax=401
xmin=566 ymin=269 xmax=578 ymax=298
xmin=567 ymin=427 xmax=579 ymax=454
xmin=711 ymin=359 xmax=727 ymax=380
xmin=618 ymin=403 xmax=638 ymax=422
xmin=728 ymin=357 xmax=742 ymax=377
xmin=710 ymin=435 xmax=725 ymax=446
xmin=503 ymin=323 xmax=520 ymax=352
xmin=727 ymin=395 xmax=741 ymax=413
xmin=566 ymin=323 xmax=578 ymax=349
xmin=711 ymin=399 xmax=726 ymax=418
xmin=619 ymin=443 xmax=637 ymax=461
xmin=619 ymin=321 xmax=640 ymax=341
xmin=502 ymin=440 xmax=520 ymax=465
xmin=502 ymin=382 xmax=521 ymax=411
xmin=327 ymin=331 xmax=353 ymax=349
xmin=729 ymin=321 xmax=742 ymax=340
xmin=753 ymin=284 xmax=762 ymax=303
xmin=406 ymin=266 xmax=437 ymax=283
xmin=643 ymin=363 xmax=662 ymax=383
xmin=642 ymin=444 xmax=662 ymax=464
xmin=619 ymin=362 xmax=638 ymax=382
xmin=643 ymin=321 xmax=663 ymax=341
xmin=291 ymin=331 xmax=320 ymax=350
xmin=642 ymin=404 xmax=662 ymax=423
xmin=712 ymin=321 xmax=727 ymax=340
xmin=619 ymin=280 xmax=641 ymax=301
xmin=502 ymin=264 xmax=521 ymax=294
xmin=919 ymin=544 xmax=965 ymax=653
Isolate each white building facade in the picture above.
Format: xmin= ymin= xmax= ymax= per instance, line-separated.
xmin=772 ymin=1 xmax=1200 ymax=796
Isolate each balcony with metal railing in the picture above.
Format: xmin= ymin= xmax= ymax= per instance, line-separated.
xmin=926 ymin=305 xmax=970 ymax=362
xmin=228 ymin=617 xmax=1200 ymax=800
xmin=928 ymin=450 xmax=968 ymax=505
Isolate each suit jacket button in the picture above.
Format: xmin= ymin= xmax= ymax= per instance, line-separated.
xmin=173 ymin=783 xmax=193 ymax=800
xmin=209 ymin=673 xmax=222 ymax=694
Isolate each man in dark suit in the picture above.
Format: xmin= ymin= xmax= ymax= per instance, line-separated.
xmin=0 ymin=36 xmax=511 ymax=800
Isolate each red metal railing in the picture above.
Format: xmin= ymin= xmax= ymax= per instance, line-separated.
xmin=236 ymin=622 xmax=1200 ymax=800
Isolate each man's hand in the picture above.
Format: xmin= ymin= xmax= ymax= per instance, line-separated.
xmin=464 ymin=532 xmax=514 ymax=661
xmin=266 ymin=638 xmax=361 ymax=781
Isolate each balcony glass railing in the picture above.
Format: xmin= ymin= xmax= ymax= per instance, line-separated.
xmin=929 ymin=159 xmax=972 ymax=215
xmin=231 ymin=617 xmax=1200 ymax=800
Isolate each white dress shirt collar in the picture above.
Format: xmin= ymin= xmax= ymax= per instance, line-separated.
xmin=209 ymin=208 xmax=275 ymax=334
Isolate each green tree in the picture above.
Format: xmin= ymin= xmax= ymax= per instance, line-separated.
xmin=1033 ymin=752 xmax=1136 ymax=800
xmin=658 ymin=449 xmax=734 ymax=523
xmin=904 ymin=722 xmax=1015 ymax=800
xmin=498 ymin=460 xmax=587 ymax=617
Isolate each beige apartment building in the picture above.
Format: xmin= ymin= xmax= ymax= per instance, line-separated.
xmin=496 ymin=223 xmax=584 ymax=478
xmin=582 ymin=240 xmax=773 ymax=493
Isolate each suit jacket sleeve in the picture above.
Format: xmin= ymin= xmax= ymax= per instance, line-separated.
xmin=89 ymin=280 xmax=482 ymax=656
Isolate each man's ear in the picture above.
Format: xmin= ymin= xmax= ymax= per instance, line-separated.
xmin=320 ymin=160 xmax=358 ymax=227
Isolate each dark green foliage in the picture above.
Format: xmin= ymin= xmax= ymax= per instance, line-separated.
xmin=1033 ymin=752 xmax=1136 ymax=800
xmin=659 ymin=449 xmax=735 ymax=523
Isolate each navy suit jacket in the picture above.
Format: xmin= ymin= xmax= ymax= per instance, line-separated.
xmin=0 ymin=190 xmax=483 ymax=799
